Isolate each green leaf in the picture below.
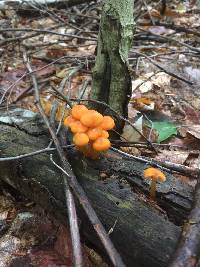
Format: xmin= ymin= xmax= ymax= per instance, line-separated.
xmin=151 ymin=121 xmax=177 ymax=143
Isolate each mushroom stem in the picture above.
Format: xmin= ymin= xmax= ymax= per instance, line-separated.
xmin=150 ymin=179 xmax=157 ymax=200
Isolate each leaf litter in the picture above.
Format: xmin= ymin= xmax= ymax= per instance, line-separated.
xmin=1 ymin=0 xmax=200 ymax=264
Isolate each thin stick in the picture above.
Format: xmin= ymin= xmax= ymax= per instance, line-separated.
xmin=49 ymin=65 xmax=82 ymax=125
xmin=48 ymin=90 xmax=200 ymax=178
xmin=50 ymin=155 xmax=82 ymax=266
xmin=23 ymin=53 xmax=126 ymax=267
xmin=0 ymin=22 xmax=77 ymax=46
xmin=49 ymin=155 xmax=126 ymax=267
xmin=133 ymin=51 xmax=193 ymax=86
xmin=51 ymin=88 xmax=157 ymax=153
xmin=139 ymin=21 xmax=200 ymax=38
xmin=0 ymin=147 xmax=69 ymax=161
xmin=138 ymin=27 xmax=200 ymax=54
xmin=23 ymin=52 xmax=83 ymax=267
xmin=0 ymin=27 xmax=96 ymax=41
xmin=170 ymin=180 xmax=200 ymax=267
xmin=111 ymin=147 xmax=200 ymax=178
xmin=78 ymin=79 xmax=90 ymax=104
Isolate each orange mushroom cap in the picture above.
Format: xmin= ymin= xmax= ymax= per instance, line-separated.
xmin=80 ymin=110 xmax=103 ymax=127
xmin=71 ymin=105 xmax=88 ymax=120
xmin=92 ymin=137 xmax=111 ymax=152
xmin=63 ymin=115 xmax=77 ymax=127
xmin=143 ymin=167 xmax=166 ymax=182
xmin=87 ymin=128 xmax=102 ymax=141
xmin=73 ymin=133 xmax=89 ymax=146
xmin=99 ymin=116 xmax=115 ymax=130
xmin=70 ymin=121 xmax=88 ymax=133
xmin=101 ymin=130 xmax=109 ymax=138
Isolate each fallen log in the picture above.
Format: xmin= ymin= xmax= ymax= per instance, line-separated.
xmin=0 ymin=108 xmax=195 ymax=267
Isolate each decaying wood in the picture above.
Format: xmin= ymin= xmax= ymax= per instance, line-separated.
xmin=0 ymin=108 xmax=195 ymax=267
xmin=170 ymin=180 xmax=200 ymax=267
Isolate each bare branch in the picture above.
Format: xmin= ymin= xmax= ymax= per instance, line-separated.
xmin=23 ymin=51 xmax=83 ymax=267
xmin=23 ymin=51 xmax=126 ymax=267
xmin=170 ymin=180 xmax=200 ymax=267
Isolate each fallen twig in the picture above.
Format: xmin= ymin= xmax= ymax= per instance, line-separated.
xmin=138 ymin=27 xmax=200 ymax=54
xmin=23 ymin=51 xmax=83 ymax=267
xmin=139 ymin=21 xmax=200 ymax=38
xmin=111 ymin=147 xmax=200 ymax=178
xmin=0 ymin=22 xmax=70 ymax=46
xmin=50 ymin=88 xmax=157 ymax=153
xmin=111 ymin=140 xmax=200 ymax=153
xmin=1 ymin=0 xmax=97 ymax=12
xmin=0 ymin=27 xmax=96 ymax=47
xmin=170 ymin=180 xmax=200 ymax=267
xmin=23 ymin=52 xmax=126 ymax=267
xmin=133 ymin=51 xmax=193 ymax=86
xmin=0 ymin=146 xmax=71 ymax=161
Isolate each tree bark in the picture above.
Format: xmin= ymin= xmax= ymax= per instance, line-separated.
xmin=0 ymin=108 xmax=195 ymax=267
xmin=91 ymin=0 xmax=134 ymax=128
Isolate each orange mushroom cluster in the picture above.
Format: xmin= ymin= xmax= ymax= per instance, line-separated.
xmin=64 ymin=104 xmax=115 ymax=158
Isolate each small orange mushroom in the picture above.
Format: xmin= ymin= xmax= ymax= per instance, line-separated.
xmin=80 ymin=110 xmax=103 ymax=127
xmin=71 ymin=104 xmax=88 ymax=120
xmin=92 ymin=137 xmax=111 ymax=152
xmin=143 ymin=167 xmax=166 ymax=200
xmin=73 ymin=133 xmax=89 ymax=146
xmin=99 ymin=116 xmax=115 ymax=130
xmin=101 ymin=130 xmax=109 ymax=138
xmin=63 ymin=115 xmax=77 ymax=127
xmin=87 ymin=128 xmax=102 ymax=141
xmin=70 ymin=121 xmax=88 ymax=133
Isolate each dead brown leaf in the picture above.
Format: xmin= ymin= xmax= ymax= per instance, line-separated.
xmin=155 ymin=150 xmax=189 ymax=165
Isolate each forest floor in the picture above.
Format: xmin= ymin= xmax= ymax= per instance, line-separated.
xmin=0 ymin=0 xmax=200 ymax=266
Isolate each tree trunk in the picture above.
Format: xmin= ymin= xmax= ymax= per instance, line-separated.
xmin=0 ymin=108 xmax=195 ymax=267
xmin=91 ymin=0 xmax=134 ymax=129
